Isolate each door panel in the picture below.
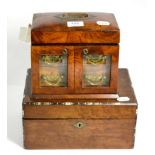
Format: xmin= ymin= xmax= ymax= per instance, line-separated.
xmin=75 ymin=45 xmax=119 ymax=94
xmin=31 ymin=46 xmax=74 ymax=94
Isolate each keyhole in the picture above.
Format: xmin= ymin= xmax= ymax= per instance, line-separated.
xmin=78 ymin=123 xmax=82 ymax=128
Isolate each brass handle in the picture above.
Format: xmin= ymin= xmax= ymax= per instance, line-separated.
xmin=83 ymin=48 xmax=89 ymax=55
xmin=83 ymin=48 xmax=106 ymax=65
xmin=74 ymin=122 xmax=85 ymax=129
xmin=62 ymin=48 xmax=68 ymax=55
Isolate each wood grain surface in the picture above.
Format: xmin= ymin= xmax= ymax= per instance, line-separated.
xmin=31 ymin=12 xmax=120 ymax=44
xmin=24 ymin=119 xmax=135 ymax=149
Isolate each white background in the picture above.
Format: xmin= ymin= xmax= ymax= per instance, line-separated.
xmin=2 ymin=0 xmax=155 ymax=154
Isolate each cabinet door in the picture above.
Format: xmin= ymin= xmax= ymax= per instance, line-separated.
xmin=75 ymin=46 xmax=119 ymax=94
xmin=31 ymin=46 xmax=74 ymax=94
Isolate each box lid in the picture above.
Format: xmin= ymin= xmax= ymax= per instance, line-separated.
xmin=31 ymin=12 xmax=120 ymax=44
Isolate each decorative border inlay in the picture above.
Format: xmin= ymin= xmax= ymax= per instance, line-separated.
xmin=23 ymin=102 xmax=137 ymax=106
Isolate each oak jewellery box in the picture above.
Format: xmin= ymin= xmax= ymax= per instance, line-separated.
xmin=22 ymin=12 xmax=137 ymax=149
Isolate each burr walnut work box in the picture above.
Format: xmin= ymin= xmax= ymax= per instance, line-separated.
xmin=22 ymin=12 xmax=137 ymax=149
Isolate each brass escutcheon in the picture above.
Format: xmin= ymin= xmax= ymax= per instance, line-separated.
xmin=63 ymin=13 xmax=88 ymax=19
xmin=55 ymin=13 xmax=96 ymax=21
xmin=74 ymin=122 xmax=85 ymax=129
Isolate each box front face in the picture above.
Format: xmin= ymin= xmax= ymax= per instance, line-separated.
xmin=31 ymin=46 xmax=74 ymax=94
xmin=75 ymin=45 xmax=119 ymax=94
xmin=31 ymin=45 xmax=118 ymax=95
xmin=24 ymin=119 xmax=135 ymax=149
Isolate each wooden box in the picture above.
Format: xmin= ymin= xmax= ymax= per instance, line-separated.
xmin=31 ymin=12 xmax=120 ymax=98
xmin=23 ymin=68 xmax=137 ymax=149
